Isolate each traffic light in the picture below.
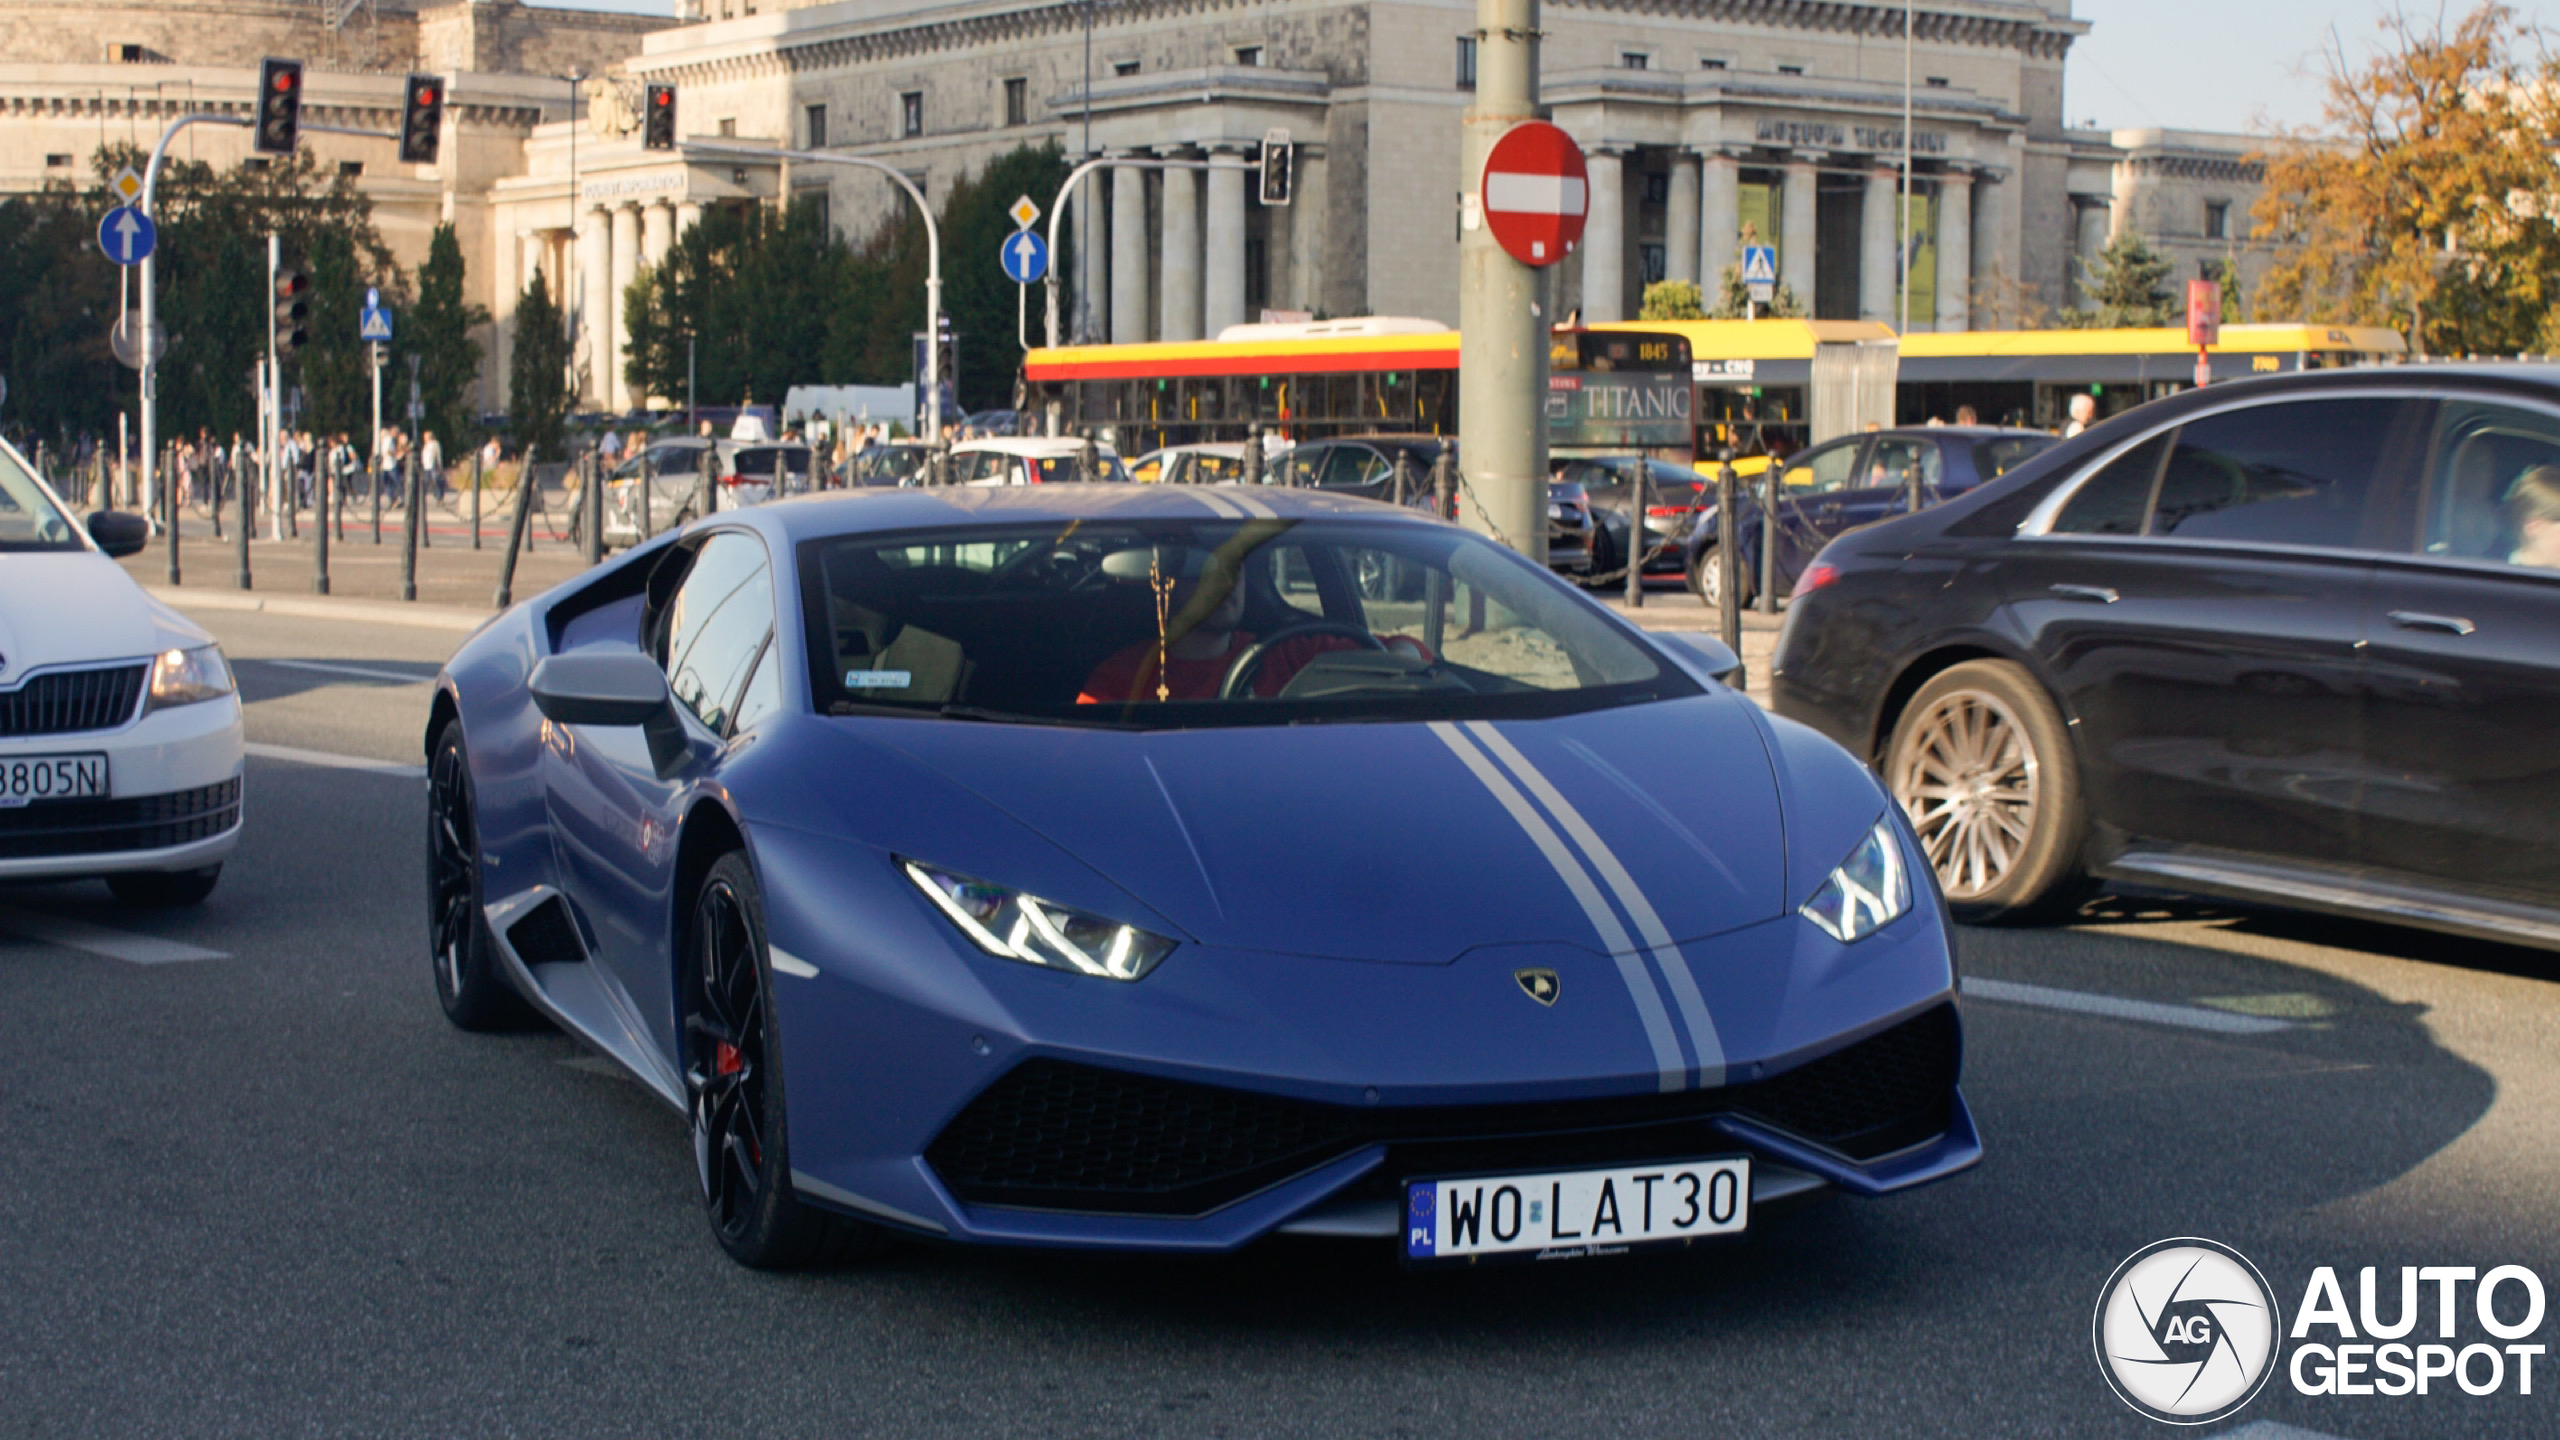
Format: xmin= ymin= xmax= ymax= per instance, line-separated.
xmin=399 ymin=74 xmax=445 ymax=165
xmin=255 ymin=58 xmax=304 ymax=157
xmin=1257 ymin=135 xmax=1293 ymax=206
xmin=273 ymin=267 xmax=311 ymax=358
xmin=643 ymin=83 xmax=677 ymax=151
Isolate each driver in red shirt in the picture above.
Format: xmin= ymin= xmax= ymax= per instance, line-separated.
xmin=1077 ymin=551 xmax=1370 ymax=705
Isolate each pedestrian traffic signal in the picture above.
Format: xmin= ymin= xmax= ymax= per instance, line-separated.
xmin=1258 ymin=136 xmax=1293 ymax=206
xmin=273 ymin=267 xmax=311 ymax=358
xmin=644 ymin=83 xmax=677 ymax=151
xmin=399 ymin=74 xmax=445 ymax=165
xmin=255 ymin=58 xmax=304 ymax=157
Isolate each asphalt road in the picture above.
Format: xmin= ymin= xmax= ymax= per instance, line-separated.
xmin=2 ymin=603 xmax=2555 ymax=1439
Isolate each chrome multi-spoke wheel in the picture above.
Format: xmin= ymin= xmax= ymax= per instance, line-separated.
xmin=1884 ymin=660 xmax=2088 ymax=922
xmin=687 ymin=870 xmax=770 ymax=1246
xmin=1891 ymin=691 xmax=2038 ymax=900
xmin=426 ymin=721 xmax=538 ymax=1030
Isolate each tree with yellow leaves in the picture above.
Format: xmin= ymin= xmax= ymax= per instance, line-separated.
xmin=2251 ymin=3 xmax=2560 ymax=357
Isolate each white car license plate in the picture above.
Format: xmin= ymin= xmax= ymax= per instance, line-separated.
xmin=0 ymin=753 xmax=108 ymax=807
xmin=1405 ymin=1156 xmax=1748 ymax=1262
xmin=1547 ymin=503 xmax=1566 ymax=520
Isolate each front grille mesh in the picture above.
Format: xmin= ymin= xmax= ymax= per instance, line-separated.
xmin=927 ymin=1003 xmax=1961 ymax=1217
xmin=0 ymin=778 xmax=240 ymax=858
xmin=0 ymin=665 xmax=146 ymax=738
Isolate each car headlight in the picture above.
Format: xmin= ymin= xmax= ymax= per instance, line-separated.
xmin=146 ymin=644 xmax=234 ymax=711
xmin=1799 ymin=818 xmax=1911 ymax=943
xmin=902 ymin=859 xmax=1175 ymax=982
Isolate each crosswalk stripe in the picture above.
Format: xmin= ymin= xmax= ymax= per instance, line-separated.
xmin=1961 ymin=976 xmax=2293 ymax=1036
xmin=0 ymin=908 xmax=228 ymax=964
xmin=244 ymin=742 xmax=427 ymax=779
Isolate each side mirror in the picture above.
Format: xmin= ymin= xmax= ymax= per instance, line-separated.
xmin=529 ymin=651 xmax=690 ymax=776
xmin=87 ymin=509 xmax=150 ymax=558
xmin=1656 ymin=632 xmax=1748 ymax=690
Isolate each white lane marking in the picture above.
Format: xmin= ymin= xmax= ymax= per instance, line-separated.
xmin=1467 ymin=720 xmax=1727 ymax=1088
xmin=768 ymin=945 xmax=820 ymax=979
xmin=243 ymin=742 xmax=427 ymax=779
xmin=0 ymin=908 xmax=227 ymax=964
xmin=1961 ymin=977 xmax=2294 ymax=1036
xmin=1429 ymin=721 xmax=1685 ymax=1091
xmin=253 ymin=658 xmax=438 ymax=686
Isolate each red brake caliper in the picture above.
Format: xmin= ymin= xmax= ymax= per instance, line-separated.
xmin=714 ymin=1041 xmax=743 ymax=1077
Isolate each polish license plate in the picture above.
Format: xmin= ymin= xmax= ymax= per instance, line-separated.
xmin=0 ymin=753 xmax=108 ymax=807
xmin=1546 ymin=503 xmax=1566 ymax=520
xmin=1404 ymin=1156 xmax=1748 ymax=1263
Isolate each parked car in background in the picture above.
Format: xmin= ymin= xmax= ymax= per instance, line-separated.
xmin=1132 ymin=443 xmax=1253 ymax=485
xmin=1682 ymin=426 xmax=2056 ymax=607
xmin=849 ymin=440 xmax=935 ymax=487
xmin=951 ymin=437 xmax=1133 ymax=485
xmin=605 ymin=438 xmax=816 ymax=539
xmin=1270 ymin=435 xmax=1599 ymax=576
xmin=1560 ymin=456 xmax=1713 ymax=581
xmin=1772 ymin=366 xmax=2560 ymax=949
xmin=719 ymin=443 xmax=815 ymax=509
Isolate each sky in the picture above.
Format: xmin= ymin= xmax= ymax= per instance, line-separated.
xmin=528 ymin=0 xmax=2555 ymax=138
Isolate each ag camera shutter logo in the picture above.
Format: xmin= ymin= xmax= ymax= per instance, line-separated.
xmin=2094 ymin=1237 xmax=2282 ymax=1424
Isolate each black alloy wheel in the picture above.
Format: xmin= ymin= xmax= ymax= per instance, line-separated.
xmin=427 ymin=720 xmax=540 ymax=1030
xmin=683 ymin=852 xmax=874 ymax=1269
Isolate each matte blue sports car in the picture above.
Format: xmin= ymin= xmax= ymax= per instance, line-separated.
xmin=426 ymin=483 xmax=1977 ymax=1269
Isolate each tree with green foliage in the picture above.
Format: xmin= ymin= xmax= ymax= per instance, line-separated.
xmin=410 ymin=223 xmax=490 ymax=446
xmin=1638 ymin=279 xmax=1707 ymax=321
xmin=2064 ymin=230 xmax=2176 ymax=329
xmin=510 ymin=270 xmax=572 ymax=462
xmin=1704 ymin=262 xmax=1803 ymax=319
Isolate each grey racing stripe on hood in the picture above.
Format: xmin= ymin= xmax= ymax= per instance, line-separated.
xmin=1429 ymin=721 xmax=1685 ymax=1092
xmin=1465 ymin=720 xmax=1728 ymax=1089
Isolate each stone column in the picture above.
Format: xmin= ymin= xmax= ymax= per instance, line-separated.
xmin=1860 ymin=165 xmax=1898 ymax=324
xmin=1288 ymin=149 xmax=1327 ymax=313
xmin=1157 ymin=153 xmax=1203 ymax=342
xmin=577 ymin=206 xmax=611 ymax=408
xmin=2073 ymin=198 xmax=2111 ymax=309
xmin=521 ymin=232 xmax=548 ymax=293
xmin=1934 ymin=169 xmax=1973 ymax=333
xmin=1699 ymin=151 xmax=1740 ymax=290
xmin=642 ymin=200 xmax=675 ymax=268
xmin=1580 ymin=147 xmax=1625 ymax=323
xmin=1970 ymin=167 xmax=2004 ymax=294
xmin=609 ymin=203 xmax=641 ymax=411
xmin=1665 ymin=152 xmax=1700 ymax=287
xmin=1780 ymin=155 xmax=1818 ymax=310
xmin=1203 ymin=146 xmax=1248 ymax=337
xmin=676 ymin=200 xmax=703 ymax=235
xmin=1110 ymin=156 xmax=1150 ymax=343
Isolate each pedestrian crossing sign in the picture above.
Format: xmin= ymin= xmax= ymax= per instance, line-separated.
xmin=1740 ymin=245 xmax=1778 ymax=285
xmin=360 ymin=304 xmax=394 ymax=342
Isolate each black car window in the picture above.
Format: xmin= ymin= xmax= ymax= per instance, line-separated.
xmin=2149 ymin=399 xmax=2403 ymax=548
xmin=1866 ymin=439 xmax=1942 ymax=491
xmin=658 ymin=531 xmax=775 ymax=733
xmin=2049 ymin=434 xmax=2168 ymax=536
xmin=1971 ymin=436 xmax=2054 ymax=482
xmin=2424 ymin=401 xmax=2560 ymax=570
xmin=1321 ymin=446 xmax=1388 ymax=489
xmin=1783 ymin=439 xmax=1863 ymax=495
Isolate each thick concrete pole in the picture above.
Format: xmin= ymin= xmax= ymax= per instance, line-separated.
xmin=1074 ymin=173 xmax=1104 ymax=341
xmin=1111 ymin=157 xmax=1151 ymax=343
xmin=1664 ymin=152 xmax=1700 ymax=287
xmin=609 ymin=204 xmax=641 ymax=410
xmin=1699 ymin=151 xmax=1740 ymax=290
xmin=1455 ymin=0 xmax=1546 ymax=561
xmin=1159 ymin=154 xmax=1203 ymax=341
xmin=1780 ymin=156 xmax=1817 ymax=310
xmin=1860 ymin=165 xmax=1898 ymax=324
xmin=1204 ymin=148 xmax=1248 ymax=337
xmin=1580 ymin=148 xmax=1625 ymax=323
xmin=1935 ymin=169 xmax=1973 ymax=333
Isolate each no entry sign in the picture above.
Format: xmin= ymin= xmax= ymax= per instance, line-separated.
xmin=1481 ymin=122 xmax=1588 ymax=268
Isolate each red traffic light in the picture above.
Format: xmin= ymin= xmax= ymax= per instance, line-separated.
xmin=653 ymin=90 xmax=670 ymax=107
xmin=272 ymin=69 xmax=296 ymax=92
xmin=414 ymin=85 xmax=438 ymax=106
xmin=274 ymin=271 xmax=311 ymax=301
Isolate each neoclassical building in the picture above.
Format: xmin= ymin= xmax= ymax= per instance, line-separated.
xmin=0 ymin=0 xmax=2274 ymax=414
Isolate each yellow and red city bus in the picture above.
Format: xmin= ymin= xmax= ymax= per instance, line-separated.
xmin=1894 ymin=323 xmax=2409 ymax=430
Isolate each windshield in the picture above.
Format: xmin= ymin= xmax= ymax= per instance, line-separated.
xmin=0 ymin=442 xmax=81 ymax=552
xmin=1024 ymin=454 xmax=1132 ymax=484
xmin=732 ymin=447 xmax=812 ymax=478
xmin=798 ymin=518 xmax=1692 ymax=728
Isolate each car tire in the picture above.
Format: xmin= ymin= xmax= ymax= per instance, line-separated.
xmin=1884 ymin=660 xmax=2092 ymax=924
xmin=1688 ymin=545 xmax=1754 ymax=609
xmin=106 ymin=865 xmax=220 ymax=906
xmin=427 ymin=720 xmax=543 ymax=1031
xmin=685 ymin=851 xmax=882 ymax=1270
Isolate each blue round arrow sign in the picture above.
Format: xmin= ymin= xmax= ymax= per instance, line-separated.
xmin=97 ymin=206 xmax=156 ymax=267
xmin=998 ymin=229 xmax=1048 ymax=285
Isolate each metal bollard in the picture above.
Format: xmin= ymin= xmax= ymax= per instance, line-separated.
xmin=164 ymin=445 xmax=181 ymax=586
xmin=584 ymin=453 xmax=604 ymax=565
xmin=1623 ymin=459 xmax=1645 ymax=609
xmin=469 ymin=453 xmax=482 ymax=549
xmin=235 ymin=451 xmax=252 ymax=590
xmin=1757 ymin=465 xmax=1779 ymax=615
xmin=1717 ymin=460 xmax=1741 ymax=654
xmin=401 ymin=454 xmax=421 ymax=601
xmin=313 ymin=460 xmax=331 ymax=594
xmin=1241 ymin=425 xmax=1264 ymax=487
xmin=1391 ymin=446 xmax=1409 ymax=507
xmin=494 ymin=461 xmax=536 ymax=609
xmin=371 ymin=455 xmax=383 ymax=545
xmin=1077 ymin=436 xmax=1096 ymax=485
xmin=1433 ymin=449 xmax=1455 ymax=520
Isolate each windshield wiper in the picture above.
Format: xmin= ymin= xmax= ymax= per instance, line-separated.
xmin=935 ymin=703 xmax=1128 ymax=729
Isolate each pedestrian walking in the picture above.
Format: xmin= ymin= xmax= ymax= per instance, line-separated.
xmin=421 ymin=430 xmax=446 ymax=501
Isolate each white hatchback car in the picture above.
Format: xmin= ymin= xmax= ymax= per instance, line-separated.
xmin=0 ymin=444 xmax=244 ymax=904
xmin=950 ymin=437 xmax=1133 ymax=485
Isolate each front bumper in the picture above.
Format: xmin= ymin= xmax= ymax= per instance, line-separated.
xmin=0 ymin=692 xmax=244 ymax=879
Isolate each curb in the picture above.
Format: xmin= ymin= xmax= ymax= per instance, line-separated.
xmin=145 ymin=586 xmax=498 ymax=633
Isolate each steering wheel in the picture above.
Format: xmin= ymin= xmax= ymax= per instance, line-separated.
xmin=1219 ymin=620 xmax=1384 ymax=699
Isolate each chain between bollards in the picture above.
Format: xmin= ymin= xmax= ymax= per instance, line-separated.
xmin=494 ymin=460 xmax=536 ymax=609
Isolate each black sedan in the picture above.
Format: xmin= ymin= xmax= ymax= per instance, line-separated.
xmin=1270 ymin=435 xmax=1599 ymax=574
xmin=1682 ymin=426 xmax=2054 ymax=607
xmin=1559 ymin=456 xmax=1712 ymax=580
xmin=1770 ymin=366 xmax=2560 ymax=950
